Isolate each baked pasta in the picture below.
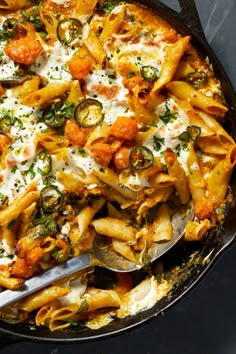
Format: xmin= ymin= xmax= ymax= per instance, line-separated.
xmin=0 ymin=0 xmax=235 ymax=331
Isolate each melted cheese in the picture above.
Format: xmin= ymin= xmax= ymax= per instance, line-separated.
xmin=119 ymin=169 xmax=150 ymax=191
xmin=117 ymin=276 xmax=171 ymax=318
xmin=85 ymin=70 xmax=132 ymax=125
xmin=143 ymin=98 xmax=190 ymax=173
xmin=59 ymin=277 xmax=87 ymax=306
xmin=30 ymin=41 xmax=73 ymax=83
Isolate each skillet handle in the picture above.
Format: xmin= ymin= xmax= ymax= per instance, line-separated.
xmin=0 ymin=334 xmax=23 ymax=349
xmin=177 ymin=0 xmax=207 ymax=42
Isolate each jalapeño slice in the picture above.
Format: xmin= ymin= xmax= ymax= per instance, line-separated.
xmin=0 ymin=117 xmax=11 ymax=132
xmin=36 ymin=151 xmax=52 ymax=176
xmin=42 ymin=102 xmax=66 ymax=128
xmin=129 ymin=145 xmax=154 ymax=170
xmin=40 ymin=185 xmax=64 ymax=213
xmin=42 ymin=101 xmax=74 ymax=128
xmin=140 ymin=65 xmax=160 ymax=82
xmin=74 ymin=99 xmax=104 ymax=127
xmin=178 ymin=131 xmax=190 ymax=142
xmin=57 ymin=18 xmax=82 ymax=45
xmin=3 ymin=18 xmax=18 ymax=38
xmin=185 ymin=69 xmax=208 ymax=87
xmin=30 ymin=214 xmax=57 ymax=239
xmin=44 ymin=114 xmax=66 ymax=128
xmin=187 ymin=125 xmax=201 ymax=142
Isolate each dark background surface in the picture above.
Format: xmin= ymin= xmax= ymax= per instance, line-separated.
xmin=1 ymin=1 xmax=236 ymax=353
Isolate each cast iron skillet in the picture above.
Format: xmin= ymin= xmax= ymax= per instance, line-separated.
xmin=0 ymin=0 xmax=236 ymax=344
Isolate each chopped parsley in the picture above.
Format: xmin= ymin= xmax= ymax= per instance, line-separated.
xmin=20 ymin=2 xmax=43 ymax=31
xmin=16 ymin=119 xmax=24 ymax=129
xmin=153 ymin=136 xmax=165 ymax=151
xmin=7 ymin=219 xmax=16 ymax=230
xmin=127 ymin=70 xmax=135 ymax=78
xmin=76 ymin=299 xmax=89 ymax=315
xmin=40 ymin=31 xmax=47 ymax=38
xmin=24 ymin=163 xmax=36 ymax=180
xmin=159 ymin=102 xmax=178 ymax=124
xmin=101 ymin=0 xmax=118 ymax=13
xmin=61 ymin=63 xmax=70 ymax=73
xmin=66 ymin=318 xmax=79 ymax=327
xmin=11 ymin=165 xmax=18 ymax=173
xmin=135 ymin=56 xmax=142 ymax=66
xmin=149 ymin=119 xmax=157 ymax=127
xmin=174 ymin=143 xmax=189 ymax=157
xmin=78 ymin=147 xmax=86 ymax=157
xmin=0 ymin=249 xmax=13 ymax=259
xmin=197 ymin=151 xmax=203 ymax=160
xmin=108 ymin=73 xmax=116 ymax=80
xmin=130 ymin=15 xmax=135 ymax=25
xmin=52 ymin=247 xmax=63 ymax=259
xmin=41 ymin=101 xmax=75 ymax=127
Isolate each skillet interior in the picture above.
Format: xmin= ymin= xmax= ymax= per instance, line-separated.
xmin=0 ymin=0 xmax=236 ymax=342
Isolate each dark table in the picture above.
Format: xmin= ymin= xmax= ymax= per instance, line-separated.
xmin=1 ymin=1 xmax=236 ymax=353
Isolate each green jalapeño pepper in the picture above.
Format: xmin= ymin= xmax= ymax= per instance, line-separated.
xmin=185 ymin=69 xmax=208 ymax=87
xmin=3 ymin=18 xmax=18 ymax=38
xmin=40 ymin=185 xmax=64 ymax=213
xmin=57 ymin=18 xmax=82 ymax=45
xmin=129 ymin=145 xmax=154 ymax=170
xmin=140 ymin=65 xmax=160 ymax=82
xmin=74 ymin=99 xmax=104 ymax=127
xmin=36 ymin=151 xmax=52 ymax=176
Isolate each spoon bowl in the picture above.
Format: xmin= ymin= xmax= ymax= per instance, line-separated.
xmin=0 ymin=203 xmax=193 ymax=309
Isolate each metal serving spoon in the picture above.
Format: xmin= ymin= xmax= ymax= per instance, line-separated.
xmin=0 ymin=203 xmax=193 ymax=309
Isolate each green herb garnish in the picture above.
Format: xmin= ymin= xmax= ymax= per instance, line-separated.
xmin=159 ymin=102 xmax=178 ymax=124
xmin=24 ymin=163 xmax=36 ymax=180
xmin=153 ymin=136 xmax=165 ymax=151
xmin=66 ymin=319 xmax=79 ymax=327
xmin=101 ymin=0 xmax=118 ymax=13
xmin=77 ymin=299 xmax=89 ymax=315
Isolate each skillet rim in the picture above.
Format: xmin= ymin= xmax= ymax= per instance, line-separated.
xmin=0 ymin=0 xmax=236 ymax=343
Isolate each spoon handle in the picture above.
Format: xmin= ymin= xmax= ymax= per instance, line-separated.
xmin=0 ymin=253 xmax=91 ymax=309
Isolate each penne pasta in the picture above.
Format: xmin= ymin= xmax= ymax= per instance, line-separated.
xmin=92 ymin=217 xmax=136 ymax=243
xmin=206 ymin=145 xmax=236 ymax=204
xmin=74 ymin=0 xmax=98 ymax=16
xmin=186 ymin=143 xmax=206 ymax=203
xmin=150 ymin=204 xmax=173 ymax=242
xmin=152 ymin=36 xmax=191 ymax=95
xmin=0 ymin=0 xmax=31 ymax=9
xmin=76 ymin=198 xmax=106 ymax=236
xmin=164 ymin=149 xmax=191 ymax=204
xmin=0 ymin=274 xmax=23 ymax=290
xmin=18 ymin=286 xmax=71 ymax=312
xmin=100 ymin=4 xmax=126 ymax=43
xmin=0 ymin=0 xmax=234 ymax=333
xmin=21 ymin=82 xmax=72 ymax=108
xmin=82 ymin=25 xmax=106 ymax=67
xmin=0 ymin=184 xmax=39 ymax=226
xmin=166 ymin=81 xmax=228 ymax=116
xmin=112 ymin=239 xmax=136 ymax=262
xmin=184 ymin=219 xmax=212 ymax=241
